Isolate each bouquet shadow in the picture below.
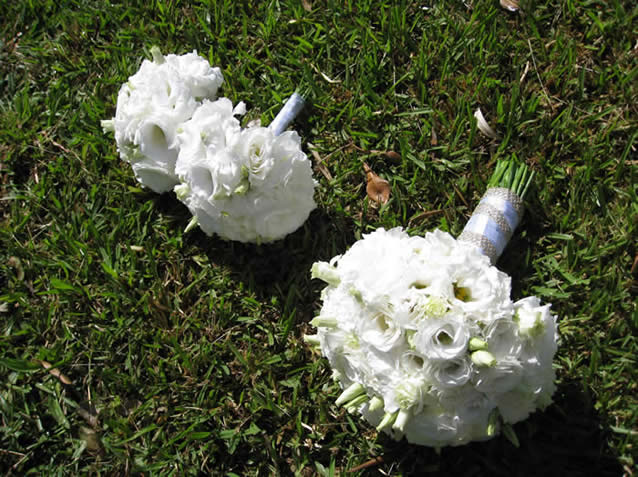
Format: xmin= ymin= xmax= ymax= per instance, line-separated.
xmin=373 ymin=380 xmax=623 ymax=477
xmin=163 ymin=196 xmax=358 ymax=312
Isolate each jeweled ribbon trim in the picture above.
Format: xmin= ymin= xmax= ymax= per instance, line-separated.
xmin=269 ymin=93 xmax=305 ymax=137
xmin=458 ymin=187 xmax=524 ymax=264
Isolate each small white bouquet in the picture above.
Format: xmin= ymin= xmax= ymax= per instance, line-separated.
xmin=101 ymin=47 xmax=224 ymax=193
xmin=103 ymin=47 xmax=316 ymax=243
xmin=308 ymin=161 xmax=558 ymax=447
xmin=174 ymin=93 xmax=316 ymax=243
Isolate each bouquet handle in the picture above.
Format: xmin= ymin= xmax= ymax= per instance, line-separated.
xmin=458 ymin=187 xmax=525 ymax=264
xmin=269 ymin=93 xmax=305 ymax=136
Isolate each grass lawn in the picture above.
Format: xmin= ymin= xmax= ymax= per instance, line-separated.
xmin=1 ymin=0 xmax=636 ymax=475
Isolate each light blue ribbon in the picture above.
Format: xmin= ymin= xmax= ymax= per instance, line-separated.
xmin=269 ymin=93 xmax=305 ymax=136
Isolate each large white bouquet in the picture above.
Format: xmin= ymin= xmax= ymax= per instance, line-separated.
xmin=308 ymin=162 xmax=558 ymax=447
xmin=101 ymin=48 xmax=224 ymax=193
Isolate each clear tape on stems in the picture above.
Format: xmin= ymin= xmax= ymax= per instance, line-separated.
xmin=269 ymin=93 xmax=305 ymax=136
xmin=458 ymin=187 xmax=524 ymax=264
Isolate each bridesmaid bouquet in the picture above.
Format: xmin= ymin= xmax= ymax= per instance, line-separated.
xmin=308 ymin=161 xmax=558 ymax=447
xmin=102 ymin=49 xmax=315 ymax=243
xmin=174 ymin=93 xmax=316 ymax=243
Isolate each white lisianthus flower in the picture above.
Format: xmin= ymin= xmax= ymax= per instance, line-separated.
xmin=483 ymin=318 xmax=522 ymax=358
xmin=425 ymin=357 xmax=473 ymax=389
xmin=102 ymin=48 xmax=224 ymax=193
xmin=413 ymin=316 xmax=470 ymax=361
xmin=473 ymin=358 xmax=524 ymax=394
xmin=358 ymin=309 xmax=404 ymax=353
xmin=163 ymin=51 xmax=224 ymax=101
xmin=514 ymin=296 xmax=555 ymax=342
xmin=174 ymin=98 xmax=244 ymax=200
xmin=311 ymin=261 xmax=341 ymax=287
xmin=310 ymin=227 xmax=558 ymax=447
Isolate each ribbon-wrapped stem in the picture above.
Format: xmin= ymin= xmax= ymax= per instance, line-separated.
xmin=458 ymin=160 xmax=534 ymax=264
xmin=269 ymin=92 xmax=305 ymax=136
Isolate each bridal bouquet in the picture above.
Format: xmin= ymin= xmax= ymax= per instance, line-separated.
xmin=102 ymin=48 xmax=316 ymax=243
xmin=308 ymin=161 xmax=558 ymax=447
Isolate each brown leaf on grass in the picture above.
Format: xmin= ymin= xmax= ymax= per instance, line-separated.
xmin=38 ymin=360 xmax=72 ymax=385
xmin=302 ymin=0 xmax=312 ymax=12
xmin=384 ymin=150 xmax=401 ymax=162
xmin=77 ymin=406 xmax=100 ymax=428
xmin=361 ymin=148 xmax=401 ymax=163
xmin=500 ymin=0 xmax=519 ymax=11
xmin=431 ymin=126 xmax=438 ymax=146
xmin=364 ymin=163 xmax=390 ymax=205
xmin=631 ymin=254 xmax=638 ymax=276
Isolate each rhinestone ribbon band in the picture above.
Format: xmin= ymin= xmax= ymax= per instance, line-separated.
xmin=458 ymin=187 xmax=524 ymax=264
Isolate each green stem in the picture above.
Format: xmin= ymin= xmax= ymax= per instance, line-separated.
xmin=487 ymin=158 xmax=535 ymax=200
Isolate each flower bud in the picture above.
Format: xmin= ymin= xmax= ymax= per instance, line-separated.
xmin=303 ymin=334 xmax=321 ymax=347
xmin=346 ymin=394 xmax=369 ymax=412
xmin=150 ymin=46 xmax=165 ymax=64
xmin=100 ymin=119 xmax=115 ymax=133
xmin=174 ymin=183 xmax=190 ymax=201
xmin=502 ymin=423 xmax=520 ymax=447
xmin=335 ymin=382 xmax=365 ymax=406
xmin=392 ymin=409 xmax=411 ymax=433
xmin=471 ymin=350 xmax=497 ymax=367
xmin=486 ymin=408 xmax=499 ymax=437
xmin=376 ymin=410 xmax=398 ymax=432
xmin=348 ymin=287 xmax=363 ymax=303
xmin=310 ymin=316 xmax=338 ymax=329
xmin=468 ymin=337 xmax=488 ymax=351
xmin=184 ymin=216 xmax=199 ymax=233
xmin=368 ymin=396 xmax=384 ymax=412
xmin=311 ymin=262 xmax=341 ymax=287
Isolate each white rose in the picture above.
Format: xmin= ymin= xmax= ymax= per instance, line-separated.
xmin=514 ymin=296 xmax=556 ymax=345
xmin=231 ymin=127 xmax=279 ymax=184
xmin=448 ymin=263 xmax=513 ymax=322
xmin=335 ymin=228 xmax=417 ymax=305
xmin=176 ymin=99 xmax=241 ymax=165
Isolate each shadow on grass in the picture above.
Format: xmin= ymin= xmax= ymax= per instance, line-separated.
xmin=370 ymin=381 xmax=623 ymax=477
xmin=155 ymin=191 xmax=357 ymax=310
